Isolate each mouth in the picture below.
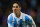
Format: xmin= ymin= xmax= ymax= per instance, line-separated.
xmin=15 ymin=9 xmax=17 ymax=13
xmin=15 ymin=10 xmax=16 ymax=13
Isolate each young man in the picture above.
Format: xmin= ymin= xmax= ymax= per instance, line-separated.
xmin=8 ymin=1 xmax=36 ymax=27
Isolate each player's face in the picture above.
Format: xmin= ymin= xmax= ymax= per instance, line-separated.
xmin=12 ymin=3 xmax=21 ymax=13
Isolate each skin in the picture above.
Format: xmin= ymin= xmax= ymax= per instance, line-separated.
xmin=12 ymin=3 xmax=21 ymax=18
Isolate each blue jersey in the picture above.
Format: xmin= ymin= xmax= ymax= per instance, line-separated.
xmin=8 ymin=12 xmax=36 ymax=27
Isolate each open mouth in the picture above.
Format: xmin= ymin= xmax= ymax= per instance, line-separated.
xmin=15 ymin=10 xmax=16 ymax=13
xmin=15 ymin=10 xmax=17 ymax=15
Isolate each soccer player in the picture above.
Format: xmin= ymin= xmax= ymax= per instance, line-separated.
xmin=8 ymin=1 xmax=36 ymax=27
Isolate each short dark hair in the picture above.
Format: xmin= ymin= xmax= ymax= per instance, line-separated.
xmin=12 ymin=1 xmax=22 ymax=7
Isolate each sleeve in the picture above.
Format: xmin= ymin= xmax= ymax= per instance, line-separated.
xmin=8 ymin=14 xmax=13 ymax=27
xmin=28 ymin=16 xmax=36 ymax=27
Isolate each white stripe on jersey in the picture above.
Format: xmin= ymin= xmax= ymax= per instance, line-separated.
xmin=8 ymin=12 xmax=36 ymax=27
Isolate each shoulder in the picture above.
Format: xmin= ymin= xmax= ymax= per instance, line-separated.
xmin=8 ymin=13 xmax=14 ymax=20
xmin=22 ymin=12 xmax=33 ymax=20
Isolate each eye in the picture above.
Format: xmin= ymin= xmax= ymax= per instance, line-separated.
xmin=16 ymin=6 xmax=18 ymax=8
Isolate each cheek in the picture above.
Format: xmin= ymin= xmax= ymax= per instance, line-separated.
xmin=12 ymin=8 xmax=15 ymax=10
xmin=18 ymin=8 xmax=21 ymax=10
xmin=12 ymin=8 xmax=14 ymax=11
xmin=19 ymin=8 xmax=21 ymax=10
xmin=17 ymin=8 xmax=20 ymax=11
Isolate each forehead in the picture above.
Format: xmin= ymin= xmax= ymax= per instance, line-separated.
xmin=13 ymin=3 xmax=19 ymax=6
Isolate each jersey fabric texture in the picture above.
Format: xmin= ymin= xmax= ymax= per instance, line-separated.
xmin=8 ymin=12 xmax=36 ymax=27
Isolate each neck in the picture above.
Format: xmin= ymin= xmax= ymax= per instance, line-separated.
xmin=14 ymin=12 xmax=21 ymax=18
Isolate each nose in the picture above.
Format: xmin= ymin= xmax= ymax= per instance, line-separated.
xmin=14 ymin=7 xmax=16 ymax=9
xmin=15 ymin=8 xmax=16 ymax=10
xmin=15 ymin=9 xmax=16 ymax=12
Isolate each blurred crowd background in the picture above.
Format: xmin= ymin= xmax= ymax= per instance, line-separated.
xmin=0 ymin=0 xmax=40 ymax=27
